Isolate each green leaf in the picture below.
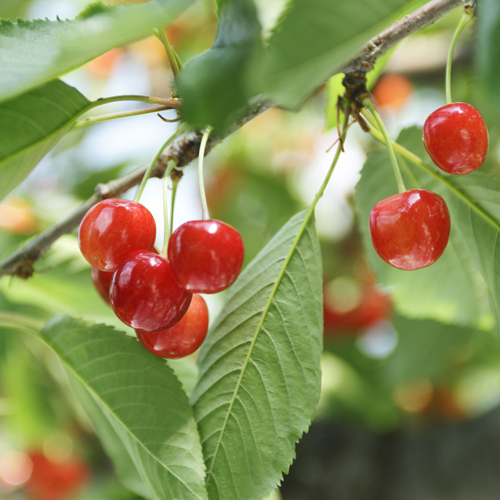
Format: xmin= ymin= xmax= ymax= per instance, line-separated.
xmin=191 ymin=209 xmax=323 ymax=500
xmin=39 ymin=316 xmax=208 ymax=500
xmin=177 ymin=0 xmax=261 ymax=131
xmin=0 ymin=0 xmax=194 ymax=102
xmin=260 ymin=0 xmax=426 ymax=109
xmin=0 ymin=80 xmax=90 ymax=202
xmin=69 ymin=377 xmax=153 ymax=500
xmin=478 ymin=0 xmax=500 ymax=107
xmin=355 ymin=127 xmax=492 ymax=329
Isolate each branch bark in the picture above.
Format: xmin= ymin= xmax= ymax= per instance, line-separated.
xmin=0 ymin=0 xmax=466 ymax=278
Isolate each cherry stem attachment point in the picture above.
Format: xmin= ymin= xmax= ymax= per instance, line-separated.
xmin=362 ymin=98 xmax=406 ymax=194
xmin=155 ymin=27 xmax=183 ymax=78
xmin=134 ymin=128 xmax=181 ymax=203
xmin=446 ymin=5 xmax=474 ymax=105
xmin=160 ymin=160 xmax=177 ymax=258
xmin=198 ymin=126 xmax=213 ymax=221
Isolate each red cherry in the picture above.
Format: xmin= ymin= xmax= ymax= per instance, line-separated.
xmin=136 ymin=294 xmax=209 ymax=358
xmin=423 ymin=102 xmax=488 ymax=175
xmin=25 ymin=452 xmax=90 ymax=500
xmin=369 ymin=189 xmax=450 ymax=271
xmin=168 ymin=220 xmax=244 ymax=294
xmin=78 ymin=199 xmax=156 ymax=272
xmin=110 ymin=250 xmax=192 ymax=332
xmin=90 ymin=267 xmax=113 ymax=305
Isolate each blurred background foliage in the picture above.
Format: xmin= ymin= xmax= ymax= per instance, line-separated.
xmin=1 ymin=0 xmax=500 ymax=499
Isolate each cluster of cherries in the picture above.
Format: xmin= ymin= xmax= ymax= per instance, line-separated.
xmin=369 ymin=101 xmax=488 ymax=271
xmin=79 ymin=198 xmax=244 ymax=359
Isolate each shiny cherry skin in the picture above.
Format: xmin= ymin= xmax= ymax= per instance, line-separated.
xmin=110 ymin=250 xmax=192 ymax=332
xmin=369 ymin=189 xmax=450 ymax=271
xmin=90 ymin=267 xmax=113 ymax=305
xmin=79 ymin=199 xmax=156 ymax=272
xmin=423 ymin=102 xmax=488 ymax=175
xmin=136 ymin=294 xmax=209 ymax=359
xmin=168 ymin=220 xmax=244 ymax=294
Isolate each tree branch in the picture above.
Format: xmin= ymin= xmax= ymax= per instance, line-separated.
xmin=0 ymin=0 xmax=466 ymax=278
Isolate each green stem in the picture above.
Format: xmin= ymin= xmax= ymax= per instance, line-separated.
xmin=160 ymin=160 xmax=177 ymax=257
xmin=170 ymin=177 xmax=180 ymax=236
xmin=363 ymin=115 xmax=500 ymax=233
xmin=72 ymin=105 xmax=173 ymax=129
xmin=363 ymin=98 xmax=406 ymax=193
xmin=155 ymin=27 xmax=183 ymax=77
xmin=198 ymin=127 xmax=213 ymax=220
xmin=89 ymin=94 xmax=178 ymax=109
xmin=446 ymin=6 xmax=474 ymax=105
xmin=134 ymin=129 xmax=181 ymax=203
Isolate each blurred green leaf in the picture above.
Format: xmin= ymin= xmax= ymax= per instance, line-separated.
xmin=40 ymin=316 xmax=208 ymax=500
xmin=478 ymin=0 xmax=500 ymax=107
xmin=259 ymin=0 xmax=426 ymax=109
xmin=0 ymin=0 xmax=194 ymax=102
xmin=0 ymin=0 xmax=32 ymax=21
xmin=0 ymin=80 xmax=90 ymax=202
xmin=177 ymin=0 xmax=261 ymax=131
xmin=355 ymin=127 xmax=492 ymax=329
xmin=192 ymin=209 xmax=322 ymax=500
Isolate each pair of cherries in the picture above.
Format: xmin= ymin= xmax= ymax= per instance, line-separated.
xmin=370 ymin=102 xmax=488 ymax=271
xmin=79 ymin=199 xmax=244 ymax=358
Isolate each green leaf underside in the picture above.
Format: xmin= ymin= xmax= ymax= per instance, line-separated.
xmin=39 ymin=316 xmax=207 ymax=500
xmin=355 ymin=127 xmax=495 ymax=330
xmin=69 ymin=377 xmax=153 ymax=500
xmin=261 ymin=0 xmax=427 ymax=109
xmin=0 ymin=80 xmax=90 ymax=201
xmin=177 ymin=0 xmax=262 ymax=131
xmin=0 ymin=0 xmax=194 ymax=102
xmin=192 ymin=209 xmax=323 ymax=500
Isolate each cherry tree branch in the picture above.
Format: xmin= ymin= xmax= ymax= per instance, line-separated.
xmin=0 ymin=0 xmax=466 ymax=278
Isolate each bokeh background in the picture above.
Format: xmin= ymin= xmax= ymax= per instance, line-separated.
xmin=1 ymin=0 xmax=500 ymax=499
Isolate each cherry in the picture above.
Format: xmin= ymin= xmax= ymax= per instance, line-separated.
xmin=110 ymin=250 xmax=192 ymax=332
xmin=369 ymin=189 xmax=450 ymax=271
xmin=25 ymin=452 xmax=90 ymax=500
xmin=423 ymin=102 xmax=488 ymax=175
xmin=78 ymin=199 xmax=156 ymax=272
xmin=168 ymin=220 xmax=244 ymax=294
xmin=136 ymin=293 xmax=209 ymax=359
xmin=90 ymin=267 xmax=113 ymax=305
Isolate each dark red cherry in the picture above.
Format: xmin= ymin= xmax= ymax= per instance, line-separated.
xmin=168 ymin=220 xmax=244 ymax=294
xmin=136 ymin=294 xmax=209 ymax=359
xmin=79 ymin=199 xmax=156 ymax=272
xmin=110 ymin=250 xmax=192 ymax=332
xmin=90 ymin=267 xmax=113 ymax=305
xmin=369 ymin=189 xmax=450 ymax=271
xmin=423 ymin=102 xmax=488 ymax=175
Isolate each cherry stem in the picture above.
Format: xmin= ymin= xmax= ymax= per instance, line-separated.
xmin=170 ymin=177 xmax=180 ymax=236
xmin=0 ymin=312 xmax=43 ymax=335
xmin=89 ymin=94 xmax=180 ymax=109
xmin=198 ymin=126 xmax=213 ymax=221
xmin=446 ymin=4 xmax=474 ymax=105
xmin=154 ymin=27 xmax=183 ymax=78
xmin=160 ymin=160 xmax=177 ymax=258
xmin=312 ymin=106 xmax=351 ymax=206
xmin=363 ymin=98 xmax=406 ymax=194
xmin=134 ymin=128 xmax=182 ymax=203
xmin=72 ymin=105 xmax=174 ymax=129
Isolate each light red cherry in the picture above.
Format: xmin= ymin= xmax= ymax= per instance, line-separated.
xmin=423 ymin=102 xmax=488 ymax=175
xmin=369 ymin=189 xmax=450 ymax=271
xmin=168 ymin=220 xmax=244 ymax=294
xmin=79 ymin=199 xmax=156 ymax=272
xmin=110 ymin=250 xmax=192 ymax=332
xmin=136 ymin=294 xmax=209 ymax=359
